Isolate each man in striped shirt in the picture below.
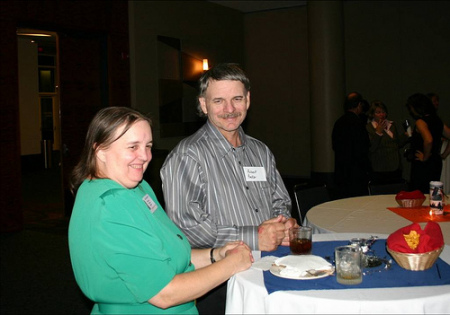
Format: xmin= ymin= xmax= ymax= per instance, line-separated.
xmin=160 ymin=63 xmax=297 ymax=313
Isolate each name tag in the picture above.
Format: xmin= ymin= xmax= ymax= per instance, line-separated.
xmin=243 ymin=167 xmax=266 ymax=181
xmin=142 ymin=194 xmax=158 ymax=213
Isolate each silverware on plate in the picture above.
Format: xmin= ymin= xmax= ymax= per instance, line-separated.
xmin=305 ymin=267 xmax=335 ymax=277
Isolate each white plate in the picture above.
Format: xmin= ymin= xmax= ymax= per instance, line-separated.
xmin=269 ymin=264 xmax=333 ymax=280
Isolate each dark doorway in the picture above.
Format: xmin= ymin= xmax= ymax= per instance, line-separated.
xmin=17 ymin=29 xmax=65 ymax=229
xmin=18 ymin=27 xmax=110 ymax=223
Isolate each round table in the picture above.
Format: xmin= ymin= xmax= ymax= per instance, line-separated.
xmin=225 ymin=232 xmax=450 ymax=314
xmin=304 ymin=194 xmax=450 ymax=245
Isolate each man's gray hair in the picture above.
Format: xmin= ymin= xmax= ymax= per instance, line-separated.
xmin=197 ymin=63 xmax=251 ymax=117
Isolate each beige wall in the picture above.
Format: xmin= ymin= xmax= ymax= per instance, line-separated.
xmin=129 ymin=0 xmax=450 ymax=178
xmin=128 ymin=0 xmax=244 ymax=150
xmin=244 ymin=7 xmax=309 ymax=177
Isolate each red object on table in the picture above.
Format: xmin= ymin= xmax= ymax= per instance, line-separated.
xmin=395 ymin=190 xmax=426 ymax=200
xmin=387 ymin=222 xmax=444 ymax=253
xmin=388 ymin=205 xmax=450 ymax=223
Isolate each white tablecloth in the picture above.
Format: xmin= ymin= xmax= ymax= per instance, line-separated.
xmin=304 ymin=194 xmax=450 ymax=245
xmin=226 ymin=233 xmax=450 ymax=314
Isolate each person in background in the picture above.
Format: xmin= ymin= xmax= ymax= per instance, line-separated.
xmin=160 ymin=63 xmax=297 ymax=313
xmin=332 ymin=92 xmax=371 ymax=198
xmin=406 ymin=93 xmax=450 ymax=193
xmin=427 ymin=92 xmax=450 ymax=193
xmin=366 ymin=100 xmax=408 ymax=183
xmin=68 ymin=107 xmax=253 ymax=315
xmin=427 ymin=92 xmax=440 ymax=110
xmin=440 ymin=137 xmax=450 ymax=194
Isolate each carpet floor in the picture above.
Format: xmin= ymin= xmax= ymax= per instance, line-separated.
xmin=1 ymin=167 xmax=93 ymax=314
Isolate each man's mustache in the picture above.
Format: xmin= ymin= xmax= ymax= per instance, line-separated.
xmin=218 ymin=113 xmax=242 ymax=119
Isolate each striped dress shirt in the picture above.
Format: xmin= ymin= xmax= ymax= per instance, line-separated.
xmin=160 ymin=120 xmax=292 ymax=250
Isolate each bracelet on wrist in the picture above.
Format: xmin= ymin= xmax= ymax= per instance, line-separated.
xmin=210 ymin=248 xmax=216 ymax=264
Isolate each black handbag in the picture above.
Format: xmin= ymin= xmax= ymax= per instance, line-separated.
xmin=403 ymin=148 xmax=415 ymax=162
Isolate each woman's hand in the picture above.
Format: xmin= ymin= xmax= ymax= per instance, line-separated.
xmin=216 ymin=241 xmax=243 ymax=261
xmin=375 ymin=120 xmax=385 ymax=135
xmin=223 ymin=242 xmax=254 ymax=274
xmin=415 ymin=150 xmax=427 ymax=162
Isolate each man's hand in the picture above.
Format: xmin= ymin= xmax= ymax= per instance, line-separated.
xmin=281 ymin=217 xmax=298 ymax=246
xmin=257 ymin=215 xmax=287 ymax=251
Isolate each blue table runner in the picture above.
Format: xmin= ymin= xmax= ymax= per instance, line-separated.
xmin=262 ymin=240 xmax=450 ymax=294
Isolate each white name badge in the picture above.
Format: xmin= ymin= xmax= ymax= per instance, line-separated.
xmin=143 ymin=194 xmax=158 ymax=213
xmin=243 ymin=167 xmax=267 ymax=182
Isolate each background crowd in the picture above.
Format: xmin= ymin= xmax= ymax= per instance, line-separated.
xmin=332 ymin=91 xmax=450 ymax=198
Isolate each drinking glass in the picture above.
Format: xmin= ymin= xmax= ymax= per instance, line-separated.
xmin=289 ymin=226 xmax=312 ymax=255
xmin=335 ymin=245 xmax=362 ymax=285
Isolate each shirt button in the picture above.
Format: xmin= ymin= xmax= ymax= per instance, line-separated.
xmin=255 ymin=209 xmax=259 ymax=212
xmin=246 ymin=186 xmax=249 ymax=190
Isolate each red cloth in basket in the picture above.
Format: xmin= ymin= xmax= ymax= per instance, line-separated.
xmin=387 ymin=222 xmax=444 ymax=253
xmin=395 ymin=190 xmax=426 ymax=200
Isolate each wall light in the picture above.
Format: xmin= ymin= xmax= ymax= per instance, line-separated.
xmin=17 ymin=33 xmax=52 ymax=37
xmin=203 ymin=59 xmax=209 ymax=71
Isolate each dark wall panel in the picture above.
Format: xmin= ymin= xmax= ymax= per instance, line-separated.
xmin=0 ymin=0 xmax=130 ymax=231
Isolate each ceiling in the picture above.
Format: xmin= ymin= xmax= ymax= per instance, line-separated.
xmin=208 ymin=1 xmax=307 ymax=13
xmin=16 ymin=2 xmax=308 ymax=50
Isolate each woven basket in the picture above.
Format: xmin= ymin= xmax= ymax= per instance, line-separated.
xmin=387 ymin=246 xmax=443 ymax=271
xmin=395 ymin=198 xmax=425 ymax=208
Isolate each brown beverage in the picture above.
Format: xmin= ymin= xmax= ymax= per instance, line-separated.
xmin=290 ymin=238 xmax=312 ymax=255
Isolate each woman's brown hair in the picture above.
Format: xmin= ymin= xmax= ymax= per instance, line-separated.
xmin=69 ymin=107 xmax=152 ymax=195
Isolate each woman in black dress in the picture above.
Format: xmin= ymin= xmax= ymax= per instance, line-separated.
xmin=406 ymin=93 xmax=450 ymax=193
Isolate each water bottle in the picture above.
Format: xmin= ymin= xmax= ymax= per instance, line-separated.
xmin=402 ymin=119 xmax=412 ymax=137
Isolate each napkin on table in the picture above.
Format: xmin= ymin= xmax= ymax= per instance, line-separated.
xmin=387 ymin=221 xmax=444 ymax=253
xmin=252 ymin=256 xmax=279 ymax=271
xmin=274 ymin=255 xmax=332 ymax=277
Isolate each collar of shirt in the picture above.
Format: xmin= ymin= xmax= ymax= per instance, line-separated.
xmin=205 ymin=120 xmax=248 ymax=158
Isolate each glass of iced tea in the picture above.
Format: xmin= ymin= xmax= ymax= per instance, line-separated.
xmin=289 ymin=226 xmax=312 ymax=255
